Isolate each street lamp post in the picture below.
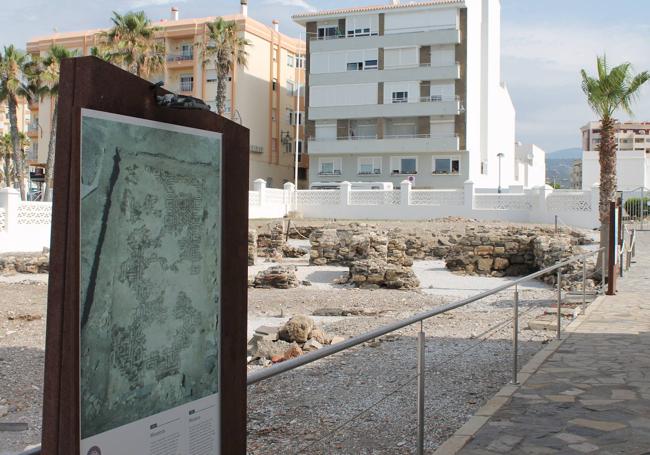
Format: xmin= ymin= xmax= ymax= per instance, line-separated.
xmin=497 ymin=152 xmax=504 ymax=194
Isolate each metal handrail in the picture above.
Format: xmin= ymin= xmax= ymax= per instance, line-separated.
xmin=247 ymin=247 xmax=604 ymax=385
xmin=17 ymin=247 xmax=606 ymax=455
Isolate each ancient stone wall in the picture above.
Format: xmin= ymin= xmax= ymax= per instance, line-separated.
xmin=445 ymin=226 xmax=584 ymax=277
xmin=0 ymin=252 xmax=49 ymax=274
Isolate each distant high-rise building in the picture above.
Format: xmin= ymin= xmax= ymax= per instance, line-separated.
xmin=580 ymin=121 xmax=650 ymax=190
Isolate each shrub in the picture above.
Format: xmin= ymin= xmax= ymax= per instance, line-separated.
xmin=624 ymin=197 xmax=650 ymax=218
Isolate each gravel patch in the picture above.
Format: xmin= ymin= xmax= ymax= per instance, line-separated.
xmin=0 ymin=282 xmax=47 ymax=455
xmin=1 ymin=257 xmax=561 ymax=454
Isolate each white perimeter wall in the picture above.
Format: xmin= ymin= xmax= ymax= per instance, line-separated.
xmin=582 ymin=150 xmax=649 ymax=191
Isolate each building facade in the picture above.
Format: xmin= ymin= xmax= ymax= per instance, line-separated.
xmin=514 ymin=143 xmax=545 ymax=189
xmin=26 ymin=4 xmax=306 ymax=188
xmin=580 ymin=121 xmax=650 ymax=191
xmin=293 ymin=0 xmax=518 ymax=189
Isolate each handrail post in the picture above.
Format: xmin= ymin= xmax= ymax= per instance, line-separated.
xmin=557 ymin=269 xmax=562 ymax=340
xmin=601 ymin=254 xmax=606 ymax=295
xmin=582 ymin=259 xmax=587 ymax=307
xmin=512 ymin=285 xmax=519 ymax=384
xmin=416 ymin=321 xmax=425 ymax=455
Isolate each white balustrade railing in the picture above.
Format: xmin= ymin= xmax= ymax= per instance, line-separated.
xmin=409 ymin=189 xmax=464 ymax=206
xmin=248 ymin=191 xmax=260 ymax=206
xmin=350 ymin=190 xmax=400 ymax=206
xmin=296 ymin=190 xmax=340 ymax=206
xmin=474 ymin=194 xmax=533 ymax=211
xmin=16 ymin=201 xmax=52 ymax=225
xmin=546 ymin=191 xmax=592 ymax=213
xmin=264 ymin=188 xmax=287 ymax=206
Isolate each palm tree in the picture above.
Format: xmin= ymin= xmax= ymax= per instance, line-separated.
xmin=200 ymin=18 xmax=250 ymax=116
xmin=581 ymin=56 xmax=649 ymax=261
xmin=27 ymin=45 xmax=78 ymax=201
xmin=96 ymin=11 xmax=165 ymax=78
xmin=1 ymin=133 xmax=12 ymax=187
xmin=0 ymin=45 xmax=31 ymax=200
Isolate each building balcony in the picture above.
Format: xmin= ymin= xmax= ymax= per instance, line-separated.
xmin=309 ymin=96 xmax=462 ymax=120
xmin=308 ymin=133 xmax=459 ymax=155
xmin=309 ymin=62 xmax=460 ymax=85
xmin=166 ymin=53 xmax=194 ymax=68
xmin=309 ymin=27 xmax=460 ymax=53
xmin=26 ymin=123 xmax=39 ymax=138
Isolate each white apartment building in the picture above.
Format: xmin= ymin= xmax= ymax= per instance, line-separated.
xmin=581 ymin=121 xmax=650 ymax=191
xmin=293 ymin=0 xmax=519 ymax=189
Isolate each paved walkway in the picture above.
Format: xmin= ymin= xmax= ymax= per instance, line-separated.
xmin=454 ymin=232 xmax=650 ymax=455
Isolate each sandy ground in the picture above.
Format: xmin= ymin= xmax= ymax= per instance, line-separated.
xmin=0 ymin=252 xmax=562 ymax=454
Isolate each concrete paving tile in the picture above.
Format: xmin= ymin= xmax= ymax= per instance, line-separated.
xmin=520 ymin=445 xmax=559 ymax=454
xmin=568 ymin=418 xmax=627 ymax=432
xmin=545 ymin=394 xmax=575 ymax=403
xmin=610 ymin=389 xmax=637 ymax=400
xmin=629 ymin=417 xmax=650 ymax=429
xmin=568 ymin=442 xmax=600 ymax=453
xmin=553 ymin=432 xmax=587 ymax=444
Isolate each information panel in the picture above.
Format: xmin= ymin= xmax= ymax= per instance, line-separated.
xmin=79 ymin=109 xmax=222 ymax=454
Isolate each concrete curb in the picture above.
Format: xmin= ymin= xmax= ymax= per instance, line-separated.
xmin=433 ymin=294 xmax=608 ymax=455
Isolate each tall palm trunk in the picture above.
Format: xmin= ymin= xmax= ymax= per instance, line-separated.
xmin=3 ymin=151 xmax=11 ymax=187
xmin=44 ymin=97 xmax=58 ymax=201
xmin=597 ymin=116 xmax=617 ymax=275
xmin=598 ymin=116 xmax=617 ymax=223
xmin=216 ymin=69 xmax=227 ymax=116
xmin=7 ymin=95 xmax=27 ymax=199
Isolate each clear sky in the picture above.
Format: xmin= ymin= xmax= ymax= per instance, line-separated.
xmin=1 ymin=0 xmax=649 ymax=152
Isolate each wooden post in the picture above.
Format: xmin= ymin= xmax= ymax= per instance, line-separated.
xmin=607 ymin=200 xmax=619 ymax=295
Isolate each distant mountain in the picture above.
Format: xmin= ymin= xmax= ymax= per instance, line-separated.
xmin=547 ymin=147 xmax=582 ymax=160
xmin=545 ymin=158 xmax=576 ymax=189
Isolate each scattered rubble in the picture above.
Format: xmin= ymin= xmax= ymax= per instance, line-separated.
xmin=281 ymin=244 xmax=308 ymax=258
xmin=0 ymin=252 xmax=49 ymax=275
xmin=253 ymin=265 xmax=299 ymax=289
xmin=248 ymin=230 xmax=258 ymax=266
xmin=347 ymin=259 xmax=420 ymax=289
xmin=248 ymin=315 xmax=339 ymax=364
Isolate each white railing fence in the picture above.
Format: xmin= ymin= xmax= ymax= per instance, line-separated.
xmin=249 ymin=179 xmax=601 ymax=229
xmin=0 ymin=188 xmax=52 ymax=253
xmin=0 ymin=180 xmax=601 ymax=253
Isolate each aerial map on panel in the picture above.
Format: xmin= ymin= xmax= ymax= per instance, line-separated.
xmin=79 ymin=110 xmax=221 ymax=439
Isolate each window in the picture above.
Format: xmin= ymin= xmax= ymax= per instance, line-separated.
xmin=317 ymin=26 xmax=339 ymax=40
xmin=392 ymin=91 xmax=408 ymax=103
xmin=319 ymin=158 xmax=342 ymax=175
xmin=287 ymin=80 xmax=295 ymax=95
xmin=180 ymin=74 xmax=193 ymax=92
xmin=358 ymin=157 xmax=382 ymax=175
xmin=287 ymin=54 xmax=295 ymax=67
xmin=296 ymin=56 xmax=305 ymax=68
xmin=289 ymin=111 xmax=303 ymax=126
xmin=391 ymin=157 xmax=417 ymax=175
xmin=180 ymin=43 xmax=193 ymax=59
xmin=364 ymin=59 xmax=378 ymax=69
xmin=272 ymin=78 xmax=277 ymax=91
xmin=272 ymin=108 xmax=277 ymax=123
xmin=347 ymin=62 xmax=363 ymax=71
xmin=348 ymin=27 xmax=371 ymax=37
xmin=433 ymin=157 xmax=460 ymax=175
